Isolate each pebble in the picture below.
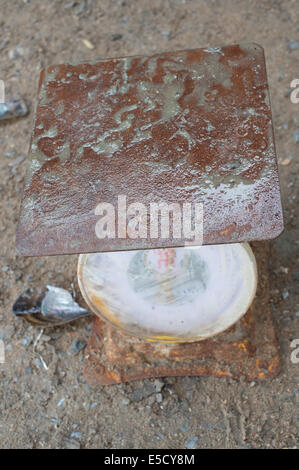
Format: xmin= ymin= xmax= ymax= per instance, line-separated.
xmin=120 ymin=398 xmax=130 ymax=405
xmin=72 ymin=339 xmax=86 ymax=354
xmin=73 ymin=0 xmax=86 ymax=16
xmin=5 ymin=151 xmax=16 ymax=158
xmin=285 ymin=88 xmax=292 ymax=97
xmin=282 ymin=290 xmax=289 ymax=300
xmin=156 ymin=393 xmax=163 ymax=403
xmin=288 ymin=40 xmax=299 ymax=51
xmin=130 ymin=381 xmax=155 ymax=402
xmin=293 ymin=131 xmax=299 ymax=143
xmin=109 ymin=34 xmax=123 ymax=41
xmin=278 ymin=71 xmax=284 ymax=80
xmin=154 ymin=379 xmax=164 ymax=392
xmin=8 ymin=45 xmax=32 ymax=60
xmin=185 ymin=436 xmax=198 ymax=449
xmin=57 ymin=398 xmax=65 ymax=407
xmin=82 ymin=39 xmax=94 ymax=50
xmin=0 ymin=40 xmax=8 ymax=51
xmin=33 ymin=357 xmax=42 ymax=368
xmin=63 ymin=437 xmax=80 ymax=449
xmin=70 ymin=431 xmax=82 ymax=439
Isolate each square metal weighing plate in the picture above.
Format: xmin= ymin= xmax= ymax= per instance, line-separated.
xmin=16 ymin=43 xmax=283 ymax=256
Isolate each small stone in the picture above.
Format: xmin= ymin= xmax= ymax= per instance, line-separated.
xmin=8 ymin=45 xmax=25 ymax=60
xmin=63 ymin=438 xmax=80 ymax=449
xmin=185 ymin=436 xmax=198 ymax=449
xmin=282 ymin=290 xmax=289 ymax=300
xmin=280 ymin=158 xmax=291 ymax=166
xmin=156 ymin=393 xmax=163 ymax=403
xmin=0 ymin=40 xmax=8 ymax=51
xmin=130 ymin=381 xmax=155 ymax=402
xmin=82 ymin=39 xmax=95 ymax=50
xmin=293 ymin=131 xmax=299 ymax=143
xmin=70 ymin=431 xmax=82 ymax=439
xmin=154 ymin=379 xmax=164 ymax=392
xmin=278 ymin=71 xmax=284 ymax=80
xmin=285 ymin=88 xmax=292 ymax=97
xmin=120 ymin=398 xmax=130 ymax=405
xmin=5 ymin=151 xmax=16 ymax=158
xmin=33 ymin=357 xmax=42 ymax=367
xmin=288 ymin=40 xmax=299 ymax=51
xmin=57 ymin=398 xmax=65 ymax=407
xmin=73 ymin=0 xmax=86 ymax=15
xmin=147 ymin=395 xmax=156 ymax=406
xmin=72 ymin=339 xmax=86 ymax=354
xmin=109 ymin=33 xmax=123 ymax=41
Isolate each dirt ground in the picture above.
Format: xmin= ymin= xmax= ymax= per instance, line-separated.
xmin=0 ymin=0 xmax=298 ymax=449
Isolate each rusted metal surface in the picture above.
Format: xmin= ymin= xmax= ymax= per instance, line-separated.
xmin=83 ymin=244 xmax=280 ymax=384
xmin=16 ymin=43 xmax=283 ymax=256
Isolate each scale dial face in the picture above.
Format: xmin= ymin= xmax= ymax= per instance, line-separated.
xmin=78 ymin=243 xmax=257 ymax=342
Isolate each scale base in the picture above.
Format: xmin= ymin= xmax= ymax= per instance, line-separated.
xmin=83 ymin=243 xmax=280 ymax=385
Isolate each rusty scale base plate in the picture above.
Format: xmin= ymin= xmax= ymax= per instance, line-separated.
xmin=83 ymin=244 xmax=280 ymax=385
xmin=16 ymin=43 xmax=283 ymax=256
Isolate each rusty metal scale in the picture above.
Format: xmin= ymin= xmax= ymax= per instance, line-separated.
xmin=16 ymin=43 xmax=284 ymax=384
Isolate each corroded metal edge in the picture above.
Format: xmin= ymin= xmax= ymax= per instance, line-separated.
xmin=83 ymin=243 xmax=280 ymax=385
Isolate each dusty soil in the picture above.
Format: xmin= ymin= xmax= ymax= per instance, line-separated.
xmin=0 ymin=0 xmax=298 ymax=449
